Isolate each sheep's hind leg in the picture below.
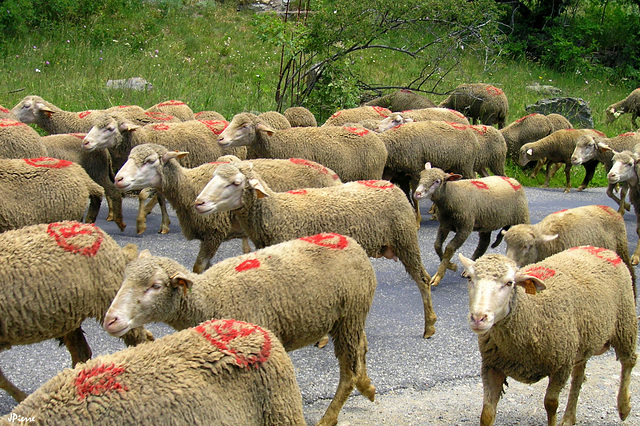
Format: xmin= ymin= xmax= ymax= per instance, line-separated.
xmin=62 ymin=326 xmax=92 ymax=367
xmin=156 ymin=193 xmax=171 ymax=234
xmin=431 ymin=228 xmax=471 ymax=286
xmin=462 ymin=232 xmax=491 ymax=278
xmin=0 ymin=363 xmax=27 ymax=402
xmin=544 ymin=370 xmax=569 ymax=426
xmin=560 ymin=359 xmax=587 ymax=425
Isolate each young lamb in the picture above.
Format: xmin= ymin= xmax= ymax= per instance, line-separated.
xmin=438 ymin=83 xmax=509 ymax=128
xmin=467 ymin=124 xmax=507 ymax=177
xmin=104 ymin=235 xmax=377 ymax=426
xmin=146 ymin=99 xmax=195 ymax=121
xmin=413 ymin=163 xmax=529 ymax=286
xmin=194 ymin=162 xmax=437 ymax=339
xmin=218 ymin=112 xmax=388 ymax=182
xmin=502 ymin=204 xmax=635 ymax=297
xmin=7 ymin=318 xmax=304 ymax=425
xmin=459 ymin=247 xmax=637 ymax=426
xmin=0 ymin=221 xmax=153 ymax=403
xmin=519 ymin=128 xmax=604 ymax=193
xmin=571 ymin=132 xmax=640 ymax=213
xmin=283 ymin=106 xmax=317 ymax=127
xmin=114 ymin=143 xmax=341 ymax=272
xmin=605 ymin=88 xmax=640 ymax=128
xmin=375 ymin=108 xmax=470 ymax=132
xmin=365 ymin=89 xmax=437 ymax=111
xmin=0 ymin=157 xmax=105 ymax=231
xmin=321 ymin=105 xmax=392 ymax=126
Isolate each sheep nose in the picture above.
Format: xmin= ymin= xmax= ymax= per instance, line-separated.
xmin=470 ymin=313 xmax=487 ymax=326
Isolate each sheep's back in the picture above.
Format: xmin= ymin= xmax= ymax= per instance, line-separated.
xmin=0 ymin=119 xmax=47 ymax=158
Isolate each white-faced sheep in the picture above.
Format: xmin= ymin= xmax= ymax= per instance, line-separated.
xmin=6 ymin=318 xmax=304 ymax=425
xmin=0 ymin=221 xmax=153 ymax=403
xmin=571 ymin=132 xmax=640 ymax=213
xmin=104 ymin=235 xmax=377 ymax=426
xmin=321 ymin=105 xmax=392 ymax=127
xmin=502 ymin=204 xmax=635 ymax=297
xmin=365 ymin=89 xmax=437 ymax=111
xmin=375 ymin=108 xmax=470 ymax=132
xmin=606 ymin=88 xmax=640 ymax=128
xmin=283 ymin=106 xmax=317 ymax=127
xmin=467 ymin=124 xmax=507 ymax=177
xmin=114 ymin=144 xmax=341 ymax=273
xmin=218 ymin=112 xmax=388 ymax=182
xmin=0 ymin=118 xmax=48 ymax=158
xmin=438 ymin=83 xmax=509 ymax=128
xmin=519 ymin=128 xmax=604 ymax=193
xmin=459 ymin=247 xmax=637 ymax=426
xmin=146 ymin=99 xmax=195 ymax=121
xmin=413 ymin=163 xmax=529 ymax=286
xmin=0 ymin=157 xmax=105 ymax=231
xmin=194 ymin=163 xmax=437 ymax=339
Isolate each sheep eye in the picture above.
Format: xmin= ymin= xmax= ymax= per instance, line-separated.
xmin=505 ymin=281 xmax=515 ymax=287
xmin=145 ymin=283 xmax=162 ymax=293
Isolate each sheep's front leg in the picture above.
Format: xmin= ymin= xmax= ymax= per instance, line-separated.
xmin=633 ymin=223 xmax=640 ymax=266
xmin=471 ymin=231 xmax=492 ymax=260
xmin=0 ymin=365 xmax=27 ymax=402
xmin=606 ymin=182 xmax=627 ymax=214
xmin=480 ymin=366 xmax=506 ymax=426
xmin=431 ymin=226 xmax=472 ymax=286
xmin=577 ymin=161 xmax=597 ymax=191
xmin=62 ymin=327 xmax=92 ymax=367
xmin=563 ymin=162 xmax=572 ymax=193
xmin=560 ymin=360 xmax=587 ymax=425
xmin=545 ymin=370 xmax=569 ymax=426
xmin=193 ymin=239 xmax=222 ymax=274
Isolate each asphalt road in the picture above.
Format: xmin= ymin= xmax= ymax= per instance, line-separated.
xmin=1 ymin=185 xmax=640 ymax=425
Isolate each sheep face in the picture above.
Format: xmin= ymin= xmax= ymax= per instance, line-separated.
xmin=605 ymin=106 xmax=621 ymax=124
xmin=11 ymin=95 xmax=47 ymax=123
xmin=502 ymin=225 xmax=557 ymax=267
xmin=607 ymin=151 xmax=638 ymax=185
xmin=104 ymin=252 xmax=188 ymax=337
xmin=82 ymin=115 xmax=122 ymax=151
xmin=376 ymin=114 xmax=410 ymax=132
xmin=114 ymin=144 xmax=168 ymax=191
xmin=414 ymin=163 xmax=461 ymax=200
xmin=195 ymin=163 xmax=248 ymax=215
xmin=459 ymin=253 xmax=545 ymax=334
xmin=571 ymin=135 xmax=597 ymax=165
xmin=218 ymin=114 xmax=258 ymax=148
xmin=518 ymin=145 xmax=534 ymax=166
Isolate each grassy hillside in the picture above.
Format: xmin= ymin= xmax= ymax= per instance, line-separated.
xmin=1 ymin=1 xmax=637 ymax=188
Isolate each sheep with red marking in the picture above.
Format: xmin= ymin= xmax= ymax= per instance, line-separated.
xmin=193 ymin=163 xmax=437 ymax=340
xmin=0 ymin=221 xmax=152 ymax=403
xmin=606 ymin=88 xmax=640 ymax=128
xmin=459 ymin=247 xmax=637 ymax=426
xmin=6 ymin=318 xmax=303 ymax=425
xmin=414 ymin=163 xmax=529 ymax=286
xmin=376 ymin=108 xmax=470 ymax=132
xmin=0 ymin=105 xmax=16 ymax=120
xmin=365 ymin=89 xmax=437 ymax=111
xmin=438 ymin=83 xmax=509 ymax=128
xmin=500 ymin=113 xmax=556 ymax=160
xmin=146 ymin=99 xmax=195 ymax=121
xmin=218 ymin=112 xmax=387 ymax=182
xmin=467 ymin=124 xmax=507 ymax=177
xmin=194 ymin=110 xmax=226 ymax=121
xmin=104 ymin=235 xmax=377 ymax=426
xmin=0 ymin=118 xmax=47 ymax=158
xmin=321 ymin=105 xmax=392 ymax=127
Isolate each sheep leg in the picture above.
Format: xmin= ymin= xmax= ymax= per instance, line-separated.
xmin=62 ymin=327 xmax=92 ymax=367
xmin=606 ymin=182 xmax=627 ymax=214
xmin=193 ymin=239 xmax=222 ymax=274
xmin=0 ymin=365 xmax=27 ymax=403
xmin=561 ymin=163 xmax=572 ymax=193
xmin=156 ymin=193 xmax=171 ymax=234
xmin=102 ymin=180 xmax=125 ymax=231
xmin=560 ymin=360 xmax=587 ymax=425
xmin=544 ymin=371 xmax=568 ymax=426
xmin=577 ymin=161 xmax=597 ymax=191
xmin=530 ymin=159 xmax=546 ymax=179
xmin=84 ymin=193 xmax=102 ymax=223
xmin=480 ymin=366 xmax=506 ymax=426
xmin=431 ymin=227 xmax=472 ymax=287
xmin=354 ymin=332 xmax=375 ymax=401
xmin=633 ymin=222 xmax=640 ymax=266
xmin=471 ymin=231 xmax=492 ymax=260
xmin=136 ymin=189 xmax=155 ymax=234
xmin=616 ymin=355 xmax=636 ymax=420
xmin=120 ymin=326 xmax=155 ymax=346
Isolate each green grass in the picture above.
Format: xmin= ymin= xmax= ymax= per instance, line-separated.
xmin=0 ymin=1 xmax=637 ymax=189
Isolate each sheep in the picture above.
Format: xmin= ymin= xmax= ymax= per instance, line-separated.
xmin=502 ymin=204 xmax=635 ymax=297
xmin=459 ymin=247 xmax=637 ymax=426
xmin=518 ymin=128 xmax=604 ymax=193
xmin=413 ymin=163 xmax=530 ymax=286
xmin=103 ymin=235 xmax=378 ymax=426
xmin=467 ymin=124 xmax=507 ymax=177
xmin=6 ymin=318 xmax=304 ymax=425
xmin=146 ymin=99 xmax=195 ymax=121
xmin=0 ymin=118 xmax=48 ymax=158
xmin=375 ymin=108 xmax=470 ymax=132
xmin=605 ymin=88 xmax=640 ymax=127
xmin=571 ymin=132 xmax=640 ymax=213
xmin=0 ymin=157 xmax=105 ymax=231
xmin=365 ymin=89 xmax=437 ymax=111
xmin=218 ymin=112 xmax=388 ymax=182
xmin=606 ymin=148 xmax=640 ymax=265
xmin=0 ymin=221 xmax=153 ymax=402
xmin=114 ymin=144 xmax=341 ymax=272
xmin=193 ymin=163 xmax=437 ymax=339
xmin=258 ymin=110 xmax=291 ymax=130
xmin=283 ymin=106 xmax=317 ymax=127
xmin=0 ymin=105 xmax=16 ymax=120
xmin=194 ymin=110 xmax=226 ymax=121
xmin=321 ymin=105 xmax=392 ymax=127
xmin=500 ymin=113 xmax=555 ymax=160
xmin=438 ymin=83 xmax=509 ymax=128
xmin=546 ymin=112 xmax=573 ymax=131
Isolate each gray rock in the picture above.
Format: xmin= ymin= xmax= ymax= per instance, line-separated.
xmin=525 ymin=83 xmax=563 ymax=96
xmin=105 ymin=77 xmax=153 ymax=91
xmin=525 ymin=97 xmax=593 ymax=128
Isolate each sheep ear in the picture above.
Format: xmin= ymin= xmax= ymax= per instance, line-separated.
xmin=597 ymin=142 xmax=612 ymax=153
xmin=514 ymin=271 xmax=547 ymax=295
xmin=36 ymin=102 xmax=55 ymax=114
xmin=169 ymin=272 xmax=193 ymax=296
xmin=256 ymin=122 xmax=275 ymax=136
xmin=540 ymin=233 xmax=558 ymax=242
xmin=119 ymin=121 xmax=140 ymax=132
xmin=162 ymin=151 xmax=189 ymax=163
xmin=458 ymin=254 xmax=475 ymax=277
xmin=248 ymin=178 xmax=269 ymax=198
xmin=526 ymin=148 xmax=533 ymax=156
xmin=138 ymin=249 xmax=152 ymax=259
xmin=424 ymin=162 xmax=432 ymax=170
xmin=445 ymin=173 xmax=463 ymax=182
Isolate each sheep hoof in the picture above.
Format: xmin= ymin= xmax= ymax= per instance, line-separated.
xmin=116 ymin=221 xmax=126 ymax=232
xmin=106 ymin=212 xmax=114 ymax=221
xmin=577 ymin=185 xmax=586 ymax=192
xmin=423 ymin=325 xmax=436 ymax=339
xmin=563 ymin=188 xmax=571 ymax=193
xmin=631 ymin=256 xmax=639 ymax=266
xmin=429 ymin=275 xmax=442 ymax=287
xmin=447 ymin=262 xmax=457 ymax=272
xmin=158 ymin=226 xmax=170 ymax=234
xmin=315 ymin=335 xmax=330 ymax=349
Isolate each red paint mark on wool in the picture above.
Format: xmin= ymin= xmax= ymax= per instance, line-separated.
xmin=75 ymin=363 xmax=128 ymax=400
xmin=330 ymin=111 xmax=342 ymax=118
xmin=47 ymin=222 xmax=104 ymax=257
xmin=469 ymin=125 xmax=489 ymax=135
xmin=499 ymin=176 xmax=522 ymax=191
xmin=0 ymin=106 xmax=9 ymax=113
xmin=194 ymin=319 xmax=271 ymax=368
xmin=78 ymin=111 xmax=92 ymax=119
xmin=516 ymin=113 xmax=539 ymax=123
xmin=357 ymin=180 xmax=394 ymax=189
xmin=157 ymin=100 xmax=185 ymax=107
xmin=569 ymin=246 xmax=622 ymax=265
xmin=552 ymin=209 xmax=568 ymax=215
xmin=0 ymin=119 xmax=26 ymax=127
xmin=470 ymin=180 xmax=489 ymax=190
xmin=23 ymin=157 xmax=72 ymax=169
xmin=287 ymin=189 xmax=307 ymax=195
xmin=115 ymin=105 xmax=133 ymax=108
xmin=450 ymin=110 xmax=466 ymax=118
xmin=596 ymin=204 xmax=621 ymax=219
xmin=371 ymin=106 xmax=391 ymax=117
xmin=235 ymin=258 xmax=261 ymax=272
xmin=199 ymin=120 xmax=228 ymax=134
xmin=344 ymin=126 xmax=369 ymax=136
xmin=523 ymin=266 xmax=556 ymax=280
xmin=593 ymin=130 xmax=606 ymax=137
xmin=619 ymin=132 xmax=637 ymax=137
xmin=70 ymin=133 xmax=86 ymax=139
xmin=445 ymin=121 xmax=468 ymax=130
xmin=152 ymin=124 xmax=170 ymax=131
xmin=145 ymin=111 xmax=174 ymax=121
xmin=300 ymin=233 xmax=349 ymax=250
xmin=400 ymin=89 xmax=413 ymax=93
xmin=486 ymin=86 xmax=503 ymax=96
xmin=288 ymin=158 xmax=335 ymax=179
